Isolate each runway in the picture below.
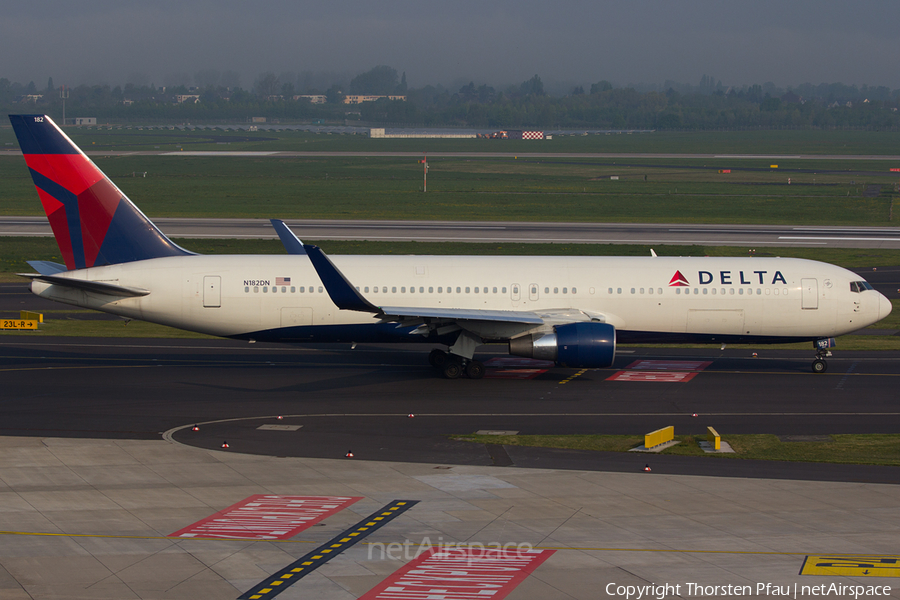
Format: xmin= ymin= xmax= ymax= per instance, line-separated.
xmin=4 ymin=216 xmax=900 ymax=248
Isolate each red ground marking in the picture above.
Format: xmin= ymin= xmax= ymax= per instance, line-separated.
xmin=485 ymin=368 xmax=548 ymax=380
xmin=484 ymin=357 xmax=554 ymax=368
xmin=483 ymin=357 xmax=552 ymax=380
xmin=624 ymin=360 xmax=712 ymax=371
xmin=359 ymin=547 xmax=555 ymax=600
xmin=170 ymin=495 xmax=362 ymax=540
xmin=606 ymin=370 xmax=699 ymax=382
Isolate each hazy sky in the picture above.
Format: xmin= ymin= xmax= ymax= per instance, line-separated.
xmin=4 ymin=0 xmax=899 ymax=92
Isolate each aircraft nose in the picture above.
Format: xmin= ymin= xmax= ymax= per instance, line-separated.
xmin=878 ymin=292 xmax=893 ymax=321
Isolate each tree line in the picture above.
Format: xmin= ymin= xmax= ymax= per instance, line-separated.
xmin=4 ymin=67 xmax=900 ymax=130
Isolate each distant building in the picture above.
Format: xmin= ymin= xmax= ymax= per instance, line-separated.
xmin=251 ymin=117 xmax=266 ymax=123
xmin=295 ymin=95 xmax=327 ymax=104
xmin=75 ymin=118 xmax=97 ymax=125
xmin=17 ymin=94 xmax=43 ymax=104
xmin=342 ymin=95 xmax=406 ymax=105
xmin=175 ymin=94 xmax=200 ymax=104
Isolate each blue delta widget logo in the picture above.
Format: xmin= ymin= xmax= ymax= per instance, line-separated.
xmin=669 ymin=269 xmax=787 ymax=287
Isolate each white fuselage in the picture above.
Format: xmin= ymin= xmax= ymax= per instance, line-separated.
xmin=30 ymin=254 xmax=891 ymax=345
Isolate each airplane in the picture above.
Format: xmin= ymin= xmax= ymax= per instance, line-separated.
xmin=8 ymin=114 xmax=893 ymax=378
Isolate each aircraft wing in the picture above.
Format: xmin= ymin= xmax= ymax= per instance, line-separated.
xmin=302 ymin=243 xmax=613 ymax=339
xmin=270 ymin=219 xmax=307 ymax=255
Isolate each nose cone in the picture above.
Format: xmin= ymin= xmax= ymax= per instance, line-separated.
xmin=878 ymin=292 xmax=893 ymax=322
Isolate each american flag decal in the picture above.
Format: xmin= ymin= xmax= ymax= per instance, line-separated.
xmin=276 ymin=277 xmax=291 ymax=285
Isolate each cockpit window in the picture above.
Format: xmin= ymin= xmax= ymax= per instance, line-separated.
xmin=850 ymin=281 xmax=874 ymax=293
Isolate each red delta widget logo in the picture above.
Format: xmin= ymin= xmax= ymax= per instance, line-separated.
xmin=669 ymin=269 xmax=787 ymax=286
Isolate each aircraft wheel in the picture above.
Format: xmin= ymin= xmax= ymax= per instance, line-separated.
xmin=465 ymin=360 xmax=486 ymax=379
xmin=429 ymin=349 xmax=448 ymax=368
xmin=442 ymin=359 xmax=463 ymax=379
xmin=812 ymin=359 xmax=827 ymax=373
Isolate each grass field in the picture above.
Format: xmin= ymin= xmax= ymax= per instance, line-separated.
xmin=5 ymin=124 xmax=900 ymax=155
xmin=2 ymin=126 xmax=900 ymax=224
xmin=1 ymin=153 xmax=898 ymax=225
xmin=453 ymin=433 xmax=900 ymax=467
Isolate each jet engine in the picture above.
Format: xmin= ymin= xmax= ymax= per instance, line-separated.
xmin=508 ymin=322 xmax=616 ymax=368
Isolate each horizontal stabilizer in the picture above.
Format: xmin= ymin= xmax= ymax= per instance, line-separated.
xmin=26 ymin=260 xmax=67 ymax=275
xmin=270 ymin=219 xmax=306 ymax=255
xmin=19 ymin=273 xmax=150 ymax=297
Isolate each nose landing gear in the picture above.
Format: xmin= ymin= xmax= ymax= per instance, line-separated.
xmin=812 ymin=338 xmax=835 ymax=374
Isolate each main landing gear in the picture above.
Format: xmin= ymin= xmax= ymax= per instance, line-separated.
xmin=429 ymin=349 xmax=485 ymax=379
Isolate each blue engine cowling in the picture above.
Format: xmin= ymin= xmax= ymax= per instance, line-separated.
xmin=508 ymin=322 xmax=616 ymax=368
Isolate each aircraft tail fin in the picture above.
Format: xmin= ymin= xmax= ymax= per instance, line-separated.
xmin=9 ymin=114 xmax=191 ymax=270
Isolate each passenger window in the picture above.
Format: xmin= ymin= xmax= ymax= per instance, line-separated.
xmin=554 ymin=287 xmax=558 ymax=294
xmin=402 ymin=287 xmax=406 ymax=293
xmin=608 ymin=288 xmax=613 ymax=294
xmin=372 ymin=287 xmax=378 ymax=293
xmin=648 ymin=288 xmax=653 ymax=295
xmin=658 ymin=288 xmax=662 ymax=294
xmin=640 ymin=288 xmax=644 ymax=294
xmin=572 ymin=287 xmax=577 ymax=294
xmin=466 ymin=287 xmax=470 ymax=293
xmin=429 ymin=287 xmax=433 ymax=293
xmin=631 ymin=288 xmax=635 ymax=294
xmin=392 ymin=287 xmax=397 ymax=293
xmin=617 ymin=288 xmax=622 ymax=294
xmin=703 ymin=288 xmax=708 ymax=295
xmin=502 ymin=287 xmax=507 ymax=293
xmin=244 ymin=286 xmax=249 ymax=293
xmin=457 ymin=287 xmax=461 ymax=293
xmin=263 ymin=287 xmax=268 ymax=293
xmin=474 ymin=287 xmax=479 ymax=294
xmin=254 ymin=287 xmax=259 ymax=293
xmin=364 ymin=286 xmax=369 ymax=293
xmin=493 ymin=287 xmax=498 ymax=293
xmin=318 ymin=287 xmax=323 ymax=293
xmin=410 ymin=286 xmax=415 ymax=293
xmin=291 ymin=286 xmax=296 ymax=293
xmin=738 ymin=288 xmax=743 ymax=295
xmin=710 ymin=288 xmax=715 ymax=295
xmin=729 ymin=288 xmax=734 ymax=295
xmin=676 ymin=288 xmax=681 ymax=295
xmin=563 ymin=287 xmax=568 ymax=294
xmin=544 ymin=287 xmax=549 ymax=294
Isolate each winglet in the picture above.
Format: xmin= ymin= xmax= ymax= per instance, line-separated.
xmin=303 ymin=244 xmax=379 ymax=313
xmin=270 ymin=219 xmax=306 ymax=255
